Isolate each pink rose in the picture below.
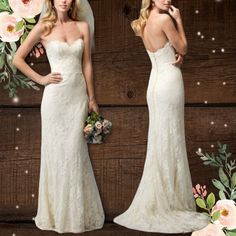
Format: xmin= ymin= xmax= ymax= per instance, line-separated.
xmin=0 ymin=12 xmax=24 ymax=42
xmin=95 ymin=121 xmax=102 ymax=131
xmin=191 ymin=223 xmax=225 ymax=236
xmin=83 ymin=124 xmax=93 ymax=135
xmin=103 ymin=120 xmax=109 ymax=129
xmin=211 ymin=199 xmax=236 ymax=230
xmin=9 ymin=0 xmax=44 ymax=18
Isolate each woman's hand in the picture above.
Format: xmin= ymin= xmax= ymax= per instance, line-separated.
xmin=39 ymin=72 xmax=62 ymax=86
xmin=168 ymin=5 xmax=181 ymax=22
xmin=89 ymin=98 xmax=99 ymax=114
xmin=172 ymin=53 xmax=184 ymax=67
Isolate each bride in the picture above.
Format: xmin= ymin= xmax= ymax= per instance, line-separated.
xmin=13 ymin=0 xmax=105 ymax=233
xmin=113 ymin=0 xmax=210 ymax=233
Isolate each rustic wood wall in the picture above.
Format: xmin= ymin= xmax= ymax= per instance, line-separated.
xmin=0 ymin=0 xmax=236 ymax=235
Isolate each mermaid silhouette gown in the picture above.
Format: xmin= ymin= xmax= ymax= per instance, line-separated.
xmin=113 ymin=42 xmax=210 ymax=233
xmin=33 ymin=38 xmax=105 ymax=233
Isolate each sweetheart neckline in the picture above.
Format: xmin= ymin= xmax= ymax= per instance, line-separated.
xmin=44 ymin=38 xmax=84 ymax=48
xmin=146 ymin=41 xmax=171 ymax=54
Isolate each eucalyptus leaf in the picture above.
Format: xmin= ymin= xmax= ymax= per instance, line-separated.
xmin=227 ymin=232 xmax=236 ymax=236
xmin=231 ymin=191 xmax=236 ymax=200
xmin=219 ymin=190 xmax=227 ymax=200
xmin=232 ymin=173 xmax=236 ymax=188
xmin=9 ymin=42 xmax=17 ymax=52
xmin=0 ymin=2 xmax=9 ymax=11
xmin=212 ymin=179 xmax=227 ymax=192
xmin=0 ymin=55 xmax=4 ymax=69
xmin=219 ymin=167 xmax=230 ymax=187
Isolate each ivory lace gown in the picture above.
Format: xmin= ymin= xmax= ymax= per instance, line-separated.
xmin=34 ymin=38 xmax=105 ymax=234
xmin=113 ymin=42 xmax=210 ymax=233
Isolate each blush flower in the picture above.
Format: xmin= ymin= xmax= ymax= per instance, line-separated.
xmin=0 ymin=12 xmax=24 ymax=42
xmin=191 ymin=223 xmax=225 ymax=236
xmin=211 ymin=199 xmax=236 ymax=230
xmin=83 ymin=124 xmax=93 ymax=135
xmin=9 ymin=0 xmax=44 ymax=18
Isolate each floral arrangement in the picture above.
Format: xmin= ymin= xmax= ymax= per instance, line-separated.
xmin=191 ymin=142 xmax=236 ymax=236
xmin=0 ymin=0 xmax=44 ymax=97
xmin=83 ymin=112 xmax=112 ymax=144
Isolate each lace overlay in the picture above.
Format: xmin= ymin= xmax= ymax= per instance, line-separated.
xmin=113 ymin=42 xmax=210 ymax=233
xmin=34 ymin=39 xmax=105 ymax=234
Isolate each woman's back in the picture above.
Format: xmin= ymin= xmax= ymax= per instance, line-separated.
xmin=142 ymin=10 xmax=169 ymax=53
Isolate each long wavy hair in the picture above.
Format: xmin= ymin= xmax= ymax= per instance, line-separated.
xmin=131 ymin=0 xmax=153 ymax=36
xmin=40 ymin=0 xmax=80 ymax=35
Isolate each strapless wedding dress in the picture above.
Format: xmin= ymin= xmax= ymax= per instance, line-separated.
xmin=113 ymin=42 xmax=210 ymax=233
xmin=34 ymin=38 xmax=105 ymax=234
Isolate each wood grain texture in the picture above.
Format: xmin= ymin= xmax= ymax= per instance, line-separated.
xmin=0 ymin=0 xmax=235 ymax=105
xmin=0 ymin=107 xmax=235 ymax=220
xmin=0 ymin=223 xmax=191 ymax=236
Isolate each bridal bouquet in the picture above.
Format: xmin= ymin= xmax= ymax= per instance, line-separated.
xmin=83 ymin=112 xmax=112 ymax=144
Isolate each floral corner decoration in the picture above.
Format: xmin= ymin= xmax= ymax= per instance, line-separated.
xmin=191 ymin=142 xmax=236 ymax=236
xmin=0 ymin=0 xmax=44 ymax=98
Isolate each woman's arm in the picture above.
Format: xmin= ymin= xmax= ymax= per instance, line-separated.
xmin=80 ymin=21 xmax=99 ymax=114
xmin=161 ymin=6 xmax=188 ymax=55
xmin=12 ymin=22 xmax=45 ymax=84
xmin=13 ymin=21 xmax=62 ymax=86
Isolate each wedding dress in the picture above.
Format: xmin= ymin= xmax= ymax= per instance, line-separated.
xmin=34 ymin=38 xmax=105 ymax=234
xmin=113 ymin=41 xmax=210 ymax=233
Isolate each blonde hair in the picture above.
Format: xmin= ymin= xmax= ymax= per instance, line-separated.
xmin=40 ymin=0 xmax=81 ymax=35
xmin=131 ymin=0 xmax=153 ymax=36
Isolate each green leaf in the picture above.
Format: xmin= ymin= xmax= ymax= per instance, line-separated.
xmin=227 ymin=232 xmax=236 ymax=236
xmin=223 ymin=144 xmax=227 ymax=151
xmin=0 ymin=2 xmax=9 ymax=11
xmin=15 ymin=20 xmax=24 ymax=31
xmin=219 ymin=190 xmax=227 ymax=200
xmin=203 ymin=160 xmax=213 ymax=165
xmin=9 ymin=42 xmax=17 ymax=52
xmin=0 ymin=55 xmax=4 ymax=70
xmin=207 ymin=192 xmax=215 ymax=209
xmin=231 ymin=191 xmax=236 ymax=200
xmin=24 ymin=18 xmax=36 ymax=24
xmin=200 ymin=155 xmax=208 ymax=161
xmin=211 ymin=210 xmax=220 ymax=222
xmin=232 ymin=173 xmax=236 ymax=188
xmin=219 ymin=167 xmax=230 ymax=187
xmin=196 ymin=198 xmax=206 ymax=209
xmin=26 ymin=24 xmax=34 ymax=30
xmin=212 ymin=179 xmax=227 ymax=192
xmin=20 ymin=32 xmax=28 ymax=44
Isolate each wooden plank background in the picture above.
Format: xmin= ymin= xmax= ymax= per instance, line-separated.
xmin=0 ymin=0 xmax=236 ymax=235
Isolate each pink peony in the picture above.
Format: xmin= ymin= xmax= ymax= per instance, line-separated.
xmin=83 ymin=124 xmax=93 ymax=135
xmin=9 ymin=0 xmax=44 ymax=18
xmin=191 ymin=223 xmax=225 ymax=236
xmin=0 ymin=12 xmax=24 ymax=42
xmin=211 ymin=199 xmax=236 ymax=230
